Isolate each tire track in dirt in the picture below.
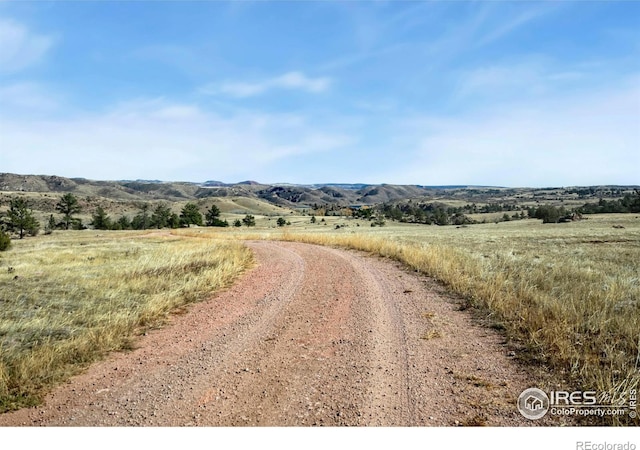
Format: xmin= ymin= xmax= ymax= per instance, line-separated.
xmin=0 ymin=241 xmax=557 ymax=426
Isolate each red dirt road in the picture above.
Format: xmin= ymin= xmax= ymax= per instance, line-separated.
xmin=0 ymin=241 xmax=549 ymax=426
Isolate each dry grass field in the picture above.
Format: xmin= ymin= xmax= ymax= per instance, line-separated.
xmin=0 ymin=231 xmax=252 ymax=412
xmin=0 ymin=211 xmax=638 ymax=424
xmin=179 ymin=213 xmax=640 ymax=424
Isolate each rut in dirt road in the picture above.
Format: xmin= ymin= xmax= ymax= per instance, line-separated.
xmin=0 ymin=241 xmax=549 ymax=426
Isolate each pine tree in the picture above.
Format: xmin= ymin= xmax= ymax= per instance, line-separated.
xmin=8 ymin=198 xmax=40 ymax=239
xmin=151 ymin=204 xmax=172 ymax=229
xmin=205 ymin=205 xmax=227 ymax=227
xmin=56 ymin=193 xmax=81 ymax=230
xmin=91 ymin=206 xmax=111 ymax=230
xmin=180 ymin=203 xmax=203 ymax=227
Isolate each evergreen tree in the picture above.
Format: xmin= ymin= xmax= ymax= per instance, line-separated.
xmin=205 ymin=205 xmax=227 ymax=227
xmin=180 ymin=203 xmax=203 ymax=227
xmin=8 ymin=198 xmax=40 ymax=238
xmin=131 ymin=204 xmax=151 ymax=230
xmin=151 ymin=204 xmax=172 ymax=229
xmin=56 ymin=193 xmax=81 ymax=230
xmin=91 ymin=206 xmax=111 ymax=230
xmin=169 ymin=213 xmax=181 ymax=229
xmin=117 ymin=215 xmax=132 ymax=230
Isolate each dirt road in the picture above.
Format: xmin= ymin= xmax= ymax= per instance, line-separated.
xmin=0 ymin=241 xmax=546 ymax=426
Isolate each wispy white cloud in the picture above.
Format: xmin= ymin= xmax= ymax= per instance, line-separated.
xmin=452 ymin=59 xmax=604 ymax=106
xmin=389 ymin=77 xmax=640 ymax=186
xmin=453 ymin=62 xmax=546 ymax=101
xmin=0 ymin=98 xmax=353 ymax=182
xmin=0 ymin=82 xmax=60 ymax=113
xmin=200 ymin=71 xmax=331 ymax=98
xmin=0 ymin=18 xmax=54 ymax=73
xmin=475 ymin=6 xmax=552 ymax=48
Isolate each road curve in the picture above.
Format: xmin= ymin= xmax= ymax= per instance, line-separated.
xmin=0 ymin=241 xmax=544 ymax=426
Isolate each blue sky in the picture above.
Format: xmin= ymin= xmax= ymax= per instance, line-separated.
xmin=0 ymin=1 xmax=638 ymax=186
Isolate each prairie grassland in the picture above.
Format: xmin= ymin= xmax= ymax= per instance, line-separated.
xmin=178 ymin=213 xmax=640 ymax=423
xmin=0 ymin=231 xmax=252 ymax=412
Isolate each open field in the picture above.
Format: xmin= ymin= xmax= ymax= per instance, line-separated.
xmin=0 ymin=212 xmax=638 ymax=424
xmin=176 ymin=213 xmax=640 ymax=424
xmin=0 ymin=231 xmax=253 ymax=412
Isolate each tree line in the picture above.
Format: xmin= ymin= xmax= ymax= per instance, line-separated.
xmin=577 ymin=191 xmax=640 ymax=214
xmin=0 ymin=194 xmax=259 ymax=250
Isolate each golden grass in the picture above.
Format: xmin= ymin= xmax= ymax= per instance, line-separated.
xmin=179 ymin=213 xmax=639 ymax=424
xmin=1 ymin=213 xmax=637 ymax=424
xmin=0 ymin=230 xmax=252 ymax=411
xmin=420 ymin=329 xmax=443 ymax=340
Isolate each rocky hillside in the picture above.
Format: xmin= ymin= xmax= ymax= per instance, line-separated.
xmin=1 ymin=173 xmax=636 ymax=213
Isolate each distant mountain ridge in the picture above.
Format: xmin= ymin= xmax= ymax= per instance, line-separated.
xmin=1 ymin=173 xmax=637 ymax=211
xmin=0 ymin=173 xmax=449 ymax=206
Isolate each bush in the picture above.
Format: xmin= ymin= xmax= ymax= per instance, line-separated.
xmin=44 ymin=214 xmax=57 ymax=235
xmin=0 ymin=230 xmax=10 ymax=251
xmin=535 ymin=205 xmax=564 ymax=224
xmin=242 ymin=215 xmax=256 ymax=227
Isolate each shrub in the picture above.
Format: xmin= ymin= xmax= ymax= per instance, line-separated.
xmin=535 ymin=205 xmax=563 ymax=224
xmin=242 ymin=215 xmax=256 ymax=227
xmin=44 ymin=214 xmax=57 ymax=235
xmin=0 ymin=230 xmax=10 ymax=251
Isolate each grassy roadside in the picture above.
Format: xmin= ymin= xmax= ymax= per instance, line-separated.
xmin=0 ymin=231 xmax=253 ymax=412
xmin=177 ymin=214 xmax=639 ymax=424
